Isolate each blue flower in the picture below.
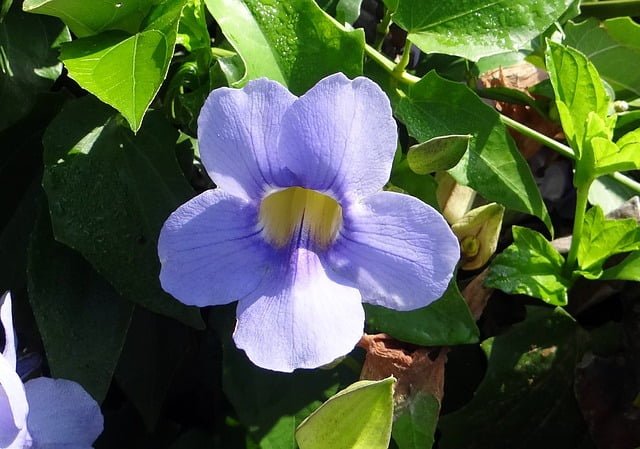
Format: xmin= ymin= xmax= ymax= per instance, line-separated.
xmin=158 ymin=73 xmax=460 ymax=372
xmin=0 ymin=292 xmax=103 ymax=449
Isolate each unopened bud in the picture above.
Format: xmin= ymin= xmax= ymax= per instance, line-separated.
xmin=452 ymin=203 xmax=505 ymax=270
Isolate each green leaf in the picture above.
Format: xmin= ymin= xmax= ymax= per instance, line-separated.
xmin=594 ymin=128 xmax=640 ymax=176
xmin=406 ymin=134 xmax=471 ymax=175
xmin=588 ymin=174 xmax=637 ymax=215
xmin=176 ymin=0 xmax=210 ymax=51
xmin=204 ymin=0 xmax=364 ymax=94
xmin=389 ymin=167 xmax=439 ymax=209
xmin=396 ymin=71 xmax=552 ymax=233
xmin=23 ymin=0 xmax=154 ymax=36
xmin=60 ymin=0 xmax=186 ymax=131
xmin=576 ymin=205 xmax=640 ymax=277
xmin=115 ymin=307 xmax=193 ymax=430
xmin=42 ymin=96 xmax=203 ymax=328
xmin=391 ymin=0 xmax=575 ymax=61
xmin=486 ymin=226 xmax=571 ymax=306
xmin=296 ymin=378 xmax=395 ymax=449
xmin=365 ymin=280 xmax=479 ymax=346
xmin=0 ymin=4 xmax=69 ymax=131
xmin=392 ymin=393 xmax=439 ymax=449
xmin=439 ymin=307 xmax=591 ymax=449
xmin=545 ymin=41 xmax=610 ymax=154
xmin=0 ymin=0 xmax=11 ymax=21
xmin=27 ymin=206 xmax=133 ymax=403
xmin=600 ymin=250 xmax=640 ymax=281
xmin=336 ymin=0 xmax=362 ymax=24
xmin=565 ymin=18 xmax=640 ymax=100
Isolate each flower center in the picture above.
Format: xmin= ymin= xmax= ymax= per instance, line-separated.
xmin=259 ymin=187 xmax=343 ymax=249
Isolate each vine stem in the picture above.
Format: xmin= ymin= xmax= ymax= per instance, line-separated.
xmin=394 ymin=38 xmax=413 ymax=74
xmin=499 ymin=115 xmax=640 ymax=194
xmin=564 ymin=183 xmax=591 ymax=275
xmin=361 ymin=37 xmax=640 ymax=195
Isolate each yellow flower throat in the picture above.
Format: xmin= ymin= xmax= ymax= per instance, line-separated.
xmin=259 ymin=187 xmax=343 ymax=249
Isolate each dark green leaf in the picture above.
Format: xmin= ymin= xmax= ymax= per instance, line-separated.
xmin=576 ymin=205 xmax=640 ymax=277
xmin=60 ymin=0 xmax=186 ymax=131
xmin=565 ymin=18 xmax=640 ymax=100
xmin=28 ymin=204 xmax=133 ymax=402
xmin=406 ymin=134 xmax=471 ymax=175
xmin=486 ymin=226 xmax=571 ymax=306
xmin=42 ymin=96 xmax=203 ymax=328
xmin=0 ymin=5 xmax=69 ymax=131
xmin=115 ymin=307 xmax=192 ymax=430
xmin=0 ymin=0 xmax=11 ymax=21
xmin=23 ymin=0 xmax=154 ymax=36
xmin=439 ymin=307 xmax=591 ymax=449
xmin=396 ymin=72 xmax=552 ymax=233
xmin=365 ymin=280 xmax=479 ymax=346
xmin=296 ymin=378 xmax=395 ymax=449
xmin=204 ymin=0 xmax=364 ymax=94
xmin=388 ymin=167 xmax=439 ymax=209
xmin=391 ymin=0 xmax=575 ymax=61
xmin=392 ymin=393 xmax=439 ymax=449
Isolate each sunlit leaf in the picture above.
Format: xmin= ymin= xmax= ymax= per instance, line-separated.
xmin=391 ymin=0 xmax=575 ymax=61
xmin=576 ymin=206 xmax=640 ymax=278
xmin=396 ymin=71 xmax=552 ymax=233
xmin=545 ymin=41 xmax=610 ymax=155
xmin=296 ymin=378 xmax=395 ymax=449
xmin=565 ymin=18 xmax=640 ymax=100
xmin=23 ymin=0 xmax=154 ymax=36
xmin=60 ymin=0 xmax=186 ymax=131
xmin=366 ymin=280 xmax=479 ymax=346
xmin=204 ymin=0 xmax=364 ymax=94
xmin=486 ymin=226 xmax=571 ymax=306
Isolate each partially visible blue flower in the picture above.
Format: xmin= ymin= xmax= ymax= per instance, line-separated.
xmin=0 ymin=292 xmax=103 ymax=449
xmin=158 ymin=73 xmax=460 ymax=372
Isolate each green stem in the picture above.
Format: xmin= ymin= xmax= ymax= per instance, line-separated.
xmin=363 ymin=39 xmax=640 ymax=197
xmin=564 ymin=182 xmax=591 ymax=275
xmin=499 ymin=114 xmax=575 ymax=159
xmin=374 ymin=8 xmax=393 ymax=51
xmin=500 ymin=114 xmax=640 ymax=194
xmin=211 ymin=47 xmax=236 ymax=58
xmin=612 ymin=171 xmax=640 ymax=193
xmin=394 ymin=38 xmax=413 ymax=74
xmin=364 ymin=44 xmax=420 ymax=84
xmin=580 ymin=0 xmax=640 ymax=19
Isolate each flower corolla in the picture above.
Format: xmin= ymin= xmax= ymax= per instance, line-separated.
xmin=0 ymin=292 xmax=103 ymax=449
xmin=158 ymin=73 xmax=460 ymax=372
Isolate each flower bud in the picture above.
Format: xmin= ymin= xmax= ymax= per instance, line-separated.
xmin=435 ymin=172 xmax=476 ymax=224
xmin=451 ymin=203 xmax=505 ymax=270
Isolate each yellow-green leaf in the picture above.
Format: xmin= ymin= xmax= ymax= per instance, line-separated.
xmin=296 ymin=378 xmax=395 ymax=449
